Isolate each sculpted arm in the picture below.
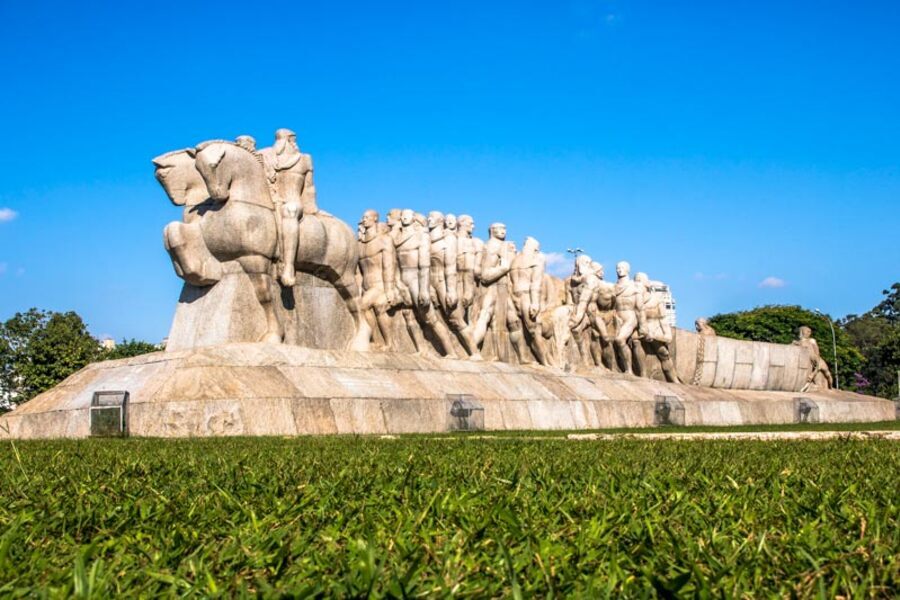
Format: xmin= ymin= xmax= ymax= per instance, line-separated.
xmin=530 ymin=255 xmax=545 ymax=311
xmin=474 ymin=239 xmax=484 ymax=281
xmin=301 ymin=158 xmax=317 ymax=211
xmin=381 ymin=237 xmax=398 ymax=301
xmin=571 ymin=283 xmax=592 ymax=325
xmin=636 ymin=286 xmax=648 ymax=335
xmin=418 ymin=236 xmax=431 ymax=303
xmin=445 ymin=235 xmax=459 ymax=305
xmin=480 ymin=251 xmax=508 ymax=285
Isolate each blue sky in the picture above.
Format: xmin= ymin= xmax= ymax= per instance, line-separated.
xmin=0 ymin=1 xmax=897 ymax=342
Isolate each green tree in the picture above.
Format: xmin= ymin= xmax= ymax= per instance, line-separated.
xmin=841 ymin=283 xmax=900 ymax=398
xmin=707 ymin=305 xmax=863 ymax=391
xmin=0 ymin=309 xmax=100 ymax=411
xmin=102 ymin=339 xmax=159 ymax=361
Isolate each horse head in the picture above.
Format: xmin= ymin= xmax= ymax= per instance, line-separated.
xmin=194 ymin=140 xmax=271 ymax=206
xmin=152 ymin=149 xmax=206 ymax=207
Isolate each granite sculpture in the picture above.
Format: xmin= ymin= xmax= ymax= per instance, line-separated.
xmin=153 ymin=127 xmax=843 ymax=388
xmin=794 ymin=325 xmax=834 ymax=391
xmin=4 ymin=126 xmax=893 ymax=441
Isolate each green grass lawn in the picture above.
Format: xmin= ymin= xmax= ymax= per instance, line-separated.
xmin=2 ymin=436 xmax=898 ymax=597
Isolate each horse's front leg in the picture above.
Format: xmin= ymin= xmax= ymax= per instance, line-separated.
xmin=237 ymin=255 xmax=284 ymax=344
xmin=163 ymin=221 xmax=223 ymax=286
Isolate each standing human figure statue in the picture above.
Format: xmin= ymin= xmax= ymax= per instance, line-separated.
xmin=428 ymin=212 xmax=481 ymax=359
xmin=384 ymin=209 xmax=427 ymax=354
xmin=392 ymin=209 xmax=457 ymax=357
xmin=472 ymin=223 xmax=530 ymax=363
xmin=456 ymin=215 xmax=484 ymax=319
xmin=695 ymin=318 xmax=717 ymax=336
xmin=613 ymin=261 xmax=647 ymax=375
xmin=634 ymin=272 xmax=680 ymax=383
xmin=538 ymin=273 xmax=572 ymax=368
xmin=794 ymin=325 xmax=834 ymax=391
xmin=355 ymin=210 xmax=399 ymax=351
xmin=591 ymin=262 xmax=618 ymax=370
xmin=510 ymin=237 xmax=551 ymax=365
xmin=259 ymin=128 xmax=317 ymax=287
xmin=567 ymin=255 xmax=601 ymax=366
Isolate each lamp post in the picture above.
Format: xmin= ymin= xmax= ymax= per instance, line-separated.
xmin=566 ymin=248 xmax=584 ymax=275
xmin=814 ymin=308 xmax=840 ymax=390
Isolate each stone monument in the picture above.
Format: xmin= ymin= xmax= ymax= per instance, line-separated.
xmin=1 ymin=127 xmax=894 ymax=439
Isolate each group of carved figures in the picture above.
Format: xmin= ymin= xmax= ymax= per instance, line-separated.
xmin=153 ymin=129 xmax=832 ymax=388
xmin=355 ymin=207 xmax=682 ymax=381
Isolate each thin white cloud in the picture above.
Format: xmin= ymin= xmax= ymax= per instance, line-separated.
xmin=0 ymin=208 xmax=17 ymax=223
xmin=695 ymin=272 xmax=729 ymax=281
xmin=759 ymin=276 xmax=786 ymax=289
xmin=544 ymin=252 xmax=572 ymax=277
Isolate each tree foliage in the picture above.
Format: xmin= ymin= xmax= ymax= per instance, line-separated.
xmin=102 ymin=339 xmax=159 ymax=361
xmin=0 ymin=309 xmax=158 ymax=412
xmin=707 ymin=305 xmax=863 ymax=391
xmin=0 ymin=309 xmax=100 ymax=410
xmin=841 ymin=283 xmax=900 ymax=399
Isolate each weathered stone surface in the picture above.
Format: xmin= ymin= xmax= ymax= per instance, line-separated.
xmin=1 ymin=344 xmax=893 ymax=440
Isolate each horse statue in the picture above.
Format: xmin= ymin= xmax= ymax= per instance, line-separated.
xmin=153 ymin=140 xmax=362 ymax=346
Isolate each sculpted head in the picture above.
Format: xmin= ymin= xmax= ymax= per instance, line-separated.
xmin=361 ymin=209 xmax=379 ymax=230
xmin=414 ymin=213 xmax=428 ymax=227
xmin=386 ymin=208 xmax=402 ymax=227
xmin=575 ymin=254 xmax=593 ymax=276
xmin=798 ymin=325 xmax=812 ymax=339
xmin=194 ymin=141 xmax=233 ymax=202
xmin=489 ymin=222 xmax=507 ymax=241
xmin=523 ymin=236 xmax=540 ymax=254
xmin=152 ymin=149 xmax=204 ymax=206
xmin=592 ymin=262 xmax=605 ymax=279
xmin=427 ymin=211 xmax=445 ymax=230
xmin=273 ymin=128 xmax=298 ymax=154
xmin=458 ymin=214 xmax=475 ymax=235
xmin=695 ymin=318 xmax=709 ymax=332
xmin=400 ymin=208 xmax=414 ymax=226
xmin=445 ymin=213 xmax=458 ymax=231
xmin=235 ymin=135 xmax=257 ymax=152
xmin=616 ymin=261 xmax=631 ymax=279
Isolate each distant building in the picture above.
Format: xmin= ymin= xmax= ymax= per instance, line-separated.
xmin=650 ymin=283 xmax=677 ymax=328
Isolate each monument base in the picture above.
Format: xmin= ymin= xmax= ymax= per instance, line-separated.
xmin=1 ymin=344 xmax=894 ymax=439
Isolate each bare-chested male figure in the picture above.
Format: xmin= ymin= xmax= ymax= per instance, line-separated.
xmin=591 ymin=262 xmax=618 ymax=370
xmin=567 ymin=255 xmax=601 ymax=366
xmin=473 ymin=223 xmax=531 ymax=363
xmin=635 ymin=272 xmax=680 ymax=383
xmin=456 ymin=215 xmax=484 ymax=319
xmin=510 ymin=237 xmax=551 ymax=365
xmin=428 ymin=212 xmax=481 ymax=358
xmin=393 ymin=209 xmax=457 ymax=357
xmin=794 ymin=325 xmax=834 ymax=391
xmin=259 ymin=128 xmax=317 ymax=287
xmin=613 ymin=261 xmax=647 ymax=375
xmin=356 ymin=210 xmax=398 ymax=351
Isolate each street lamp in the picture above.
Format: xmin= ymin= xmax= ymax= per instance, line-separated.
xmin=566 ymin=248 xmax=584 ymax=276
xmin=814 ymin=308 xmax=840 ymax=390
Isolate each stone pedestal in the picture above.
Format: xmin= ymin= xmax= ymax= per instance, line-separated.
xmin=2 ymin=344 xmax=894 ymax=439
xmin=166 ymin=264 xmax=355 ymax=351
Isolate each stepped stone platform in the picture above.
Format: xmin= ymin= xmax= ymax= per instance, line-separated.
xmin=1 ymin=343 xmax=894 ymax=439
